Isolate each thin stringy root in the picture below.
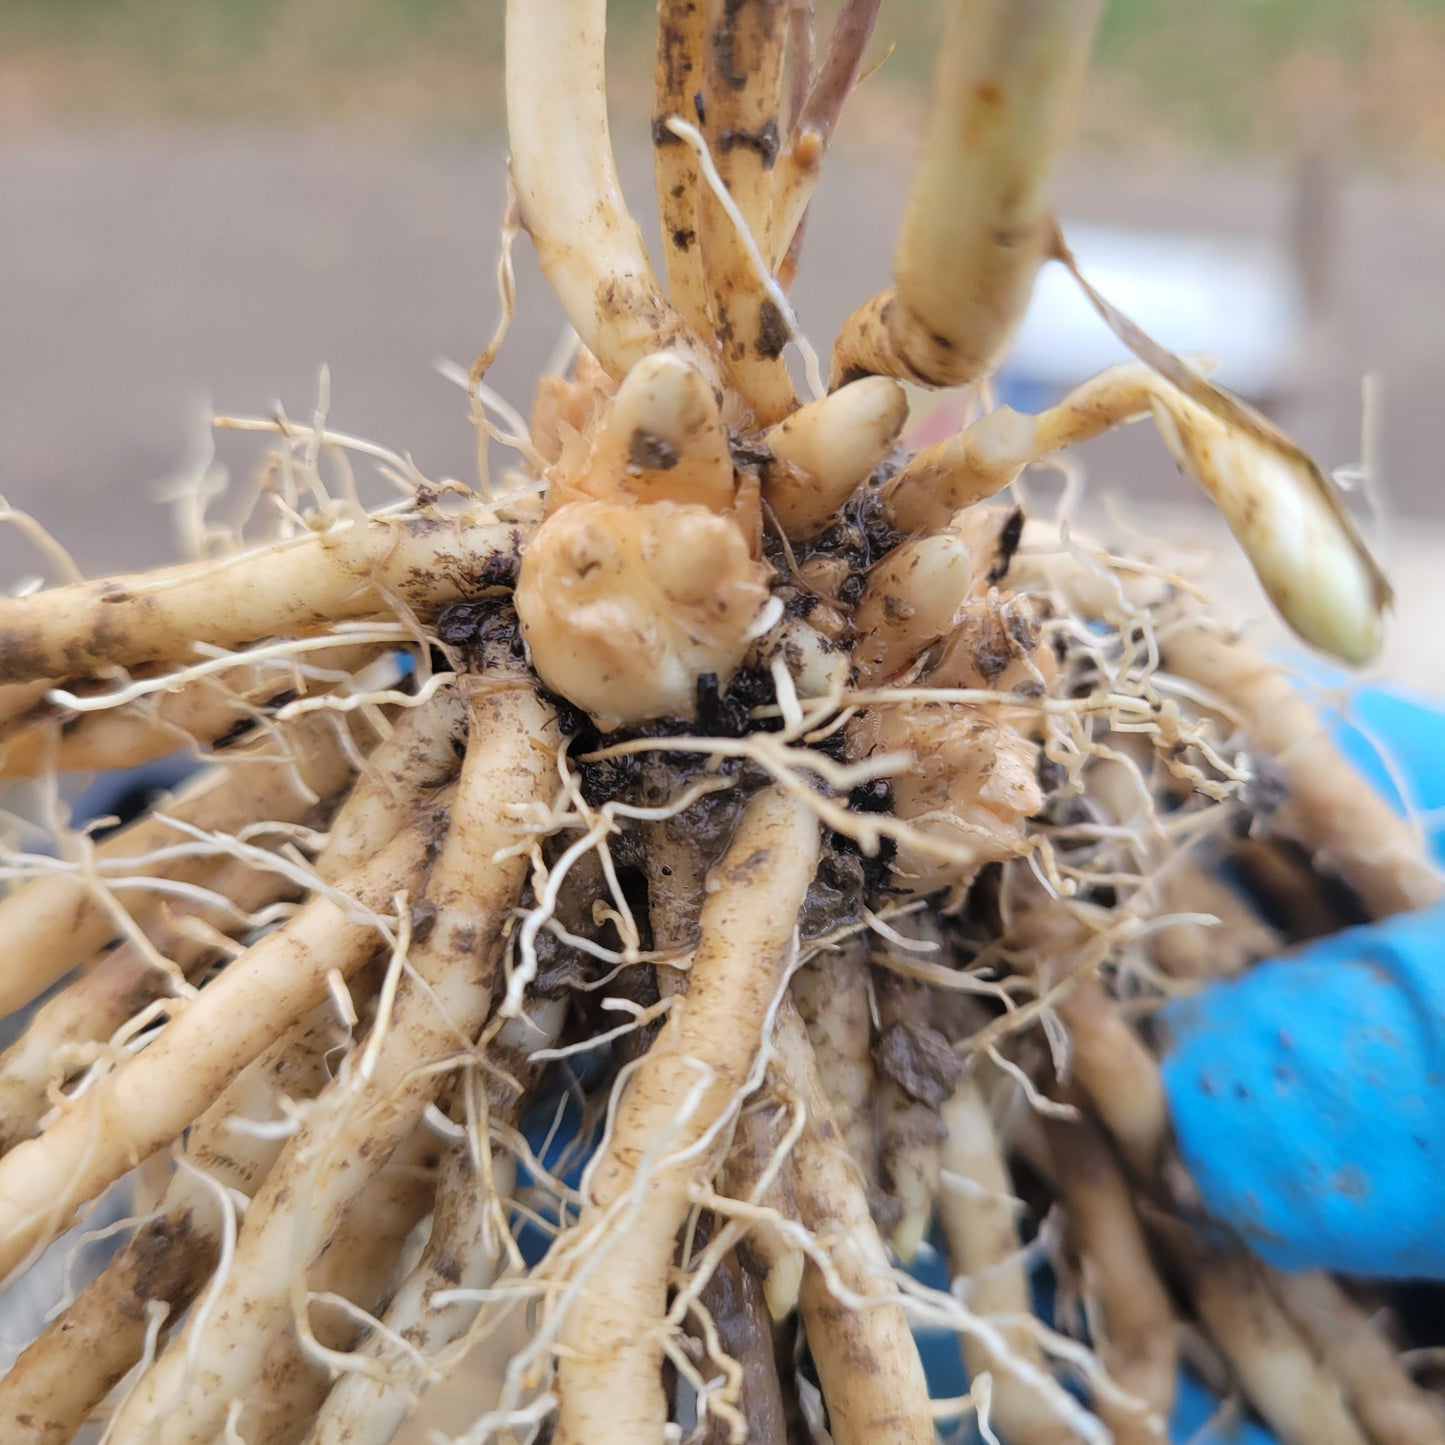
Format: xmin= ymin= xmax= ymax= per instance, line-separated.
xmin=1 ymin=3 xmax=1441 ymax=1445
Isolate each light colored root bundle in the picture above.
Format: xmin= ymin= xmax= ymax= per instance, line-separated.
xmin=1175 ymin=1245 xmax=1370 ymax=1445
xmin=105 ymin=677 xmax=555 ymax=1441
xmin=0 ymin=705 xmax=364 ymax=1021
xmin=0 ymin=0 xmax=1437 ymax=1440
xmin=0 ymin=998 xmax=354 ymax=1442
xmin=0 ymin=847 xmax=302 ymax=1152
xmin=790 ymin=941 xmax=878 ymax=1198
xmin=937 ymin=1073 xmax=1077 ymax=1445
xmin=0 ymin=816 xmax=434 ymax=1282
xmin=0 ymin=640 xmax=379 ymax=779
xmin=305 ymin=1005 xmax=566 ymax=1445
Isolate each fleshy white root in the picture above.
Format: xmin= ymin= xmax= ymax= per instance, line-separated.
xmin=0 ymin=1000 xmax=352 ymax=1442
xmin=1056 ymin=979 xmax=1169 ymax=1179
xmin=305 ymin=1006 xmax=566 ymax=1445
xmin=1178 ymin=1246 xmax=1369 ymax=1445
xmin=0 ymin=708 xmax=363 ymax=1021
xmin=1270 ymin=1271 xmax=1445 ymax=1445
xmin=791 ymin=943 xmax=879 ymax=1194
xmin=0 ymin=641 xmax=378 ymax=779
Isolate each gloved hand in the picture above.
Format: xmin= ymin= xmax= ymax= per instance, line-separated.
xmin=1160 ymin=683 xmax=1445 ymax=1279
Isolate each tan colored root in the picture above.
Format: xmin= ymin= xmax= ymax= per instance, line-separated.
xmin=772 ymin=999 xmax=933 ymax=1445
xmin=691 ymin=1241 xmax=791 ymax=1445
xmin=760 ymin=377 xmax=908 ymax=540
xmin=505 ymin=0 xmax=713 ymax=381
xmin=831 ymin=0 xmax=1101 ymax=389
xmin=790 ymin=942 xmax=878 ymax=1187
xmin=0 ymin=997 xmax=354 ymax=1443
xmin=873 ymin=971 xmax=961 ymax=1263
xmin=303 ymin=1151 xmax=501 ymax=1445
xmin=937 ymin=1072 xmax=1074 ymax=1445
xmin=108 ymin=680 xmax=556 ymax=1443
xmin=1148 ymin=861 xmax=1280 ymax=982
xmin=0 ymin=707 xmax=363 ymax=1020
xmin=1 ymin=1207 xmax=218 ymax=1445
xmin=1056 ymin=978 xmax=1168 ymax=1178
xmin=721 ymin=1093 xmax=805 ymax=1321
xmin=316 ymin=684 xmax=467 ymax=882
xmin=1270 ymin=1271 xmax=1445 ymax=1445
xmin=0 ymin=505 xmax=517 ymax=685
xmin=0 ymin=679 xmax=56 ymax=741
xmin=698 ymin=0 xmax=798 ymax=424
xmin=1048 ymin=1105 xmax=1175 ymax=1445
xmin=0 ymin=642 xmax=379 ymax=779
xmin=1161 ymin=622 xmax=1444 ymax=916
xmin=1 ymin=678 xmax=241 ymax=778
xmin=0 ymin=850 xmax=302 ymax=1152
xmin=0 ymin=692 xmax=458 ymax=1148
xmin=0 ymin=817 xmax=434 ymax=1282
xmin=552 ymin=786 xmax=818 ymax=1445
xmin=1178 ymin=1245 xmax=1369 ymax=1445
xmin=1231 ymin=834 xmax=1362 ymax=940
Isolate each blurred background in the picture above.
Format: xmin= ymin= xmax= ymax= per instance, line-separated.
xmin=2 ymin=0 xmax=1444 ymax=678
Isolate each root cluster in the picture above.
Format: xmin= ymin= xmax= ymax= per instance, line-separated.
xmin=0 ymin=2 xmax=1439 ymax=1443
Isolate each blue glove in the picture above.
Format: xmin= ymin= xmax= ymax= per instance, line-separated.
xmin=1160 ymin=683 xmax=1445 ymax=1279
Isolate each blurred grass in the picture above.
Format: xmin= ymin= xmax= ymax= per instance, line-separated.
xmin=3 ymin=0 xmax=1445 ymax=161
